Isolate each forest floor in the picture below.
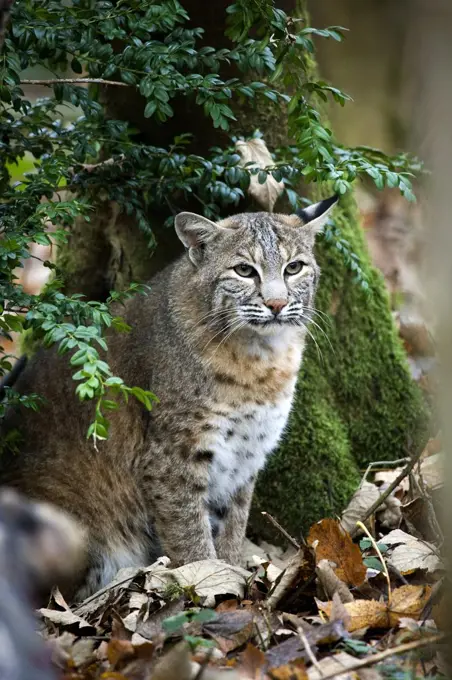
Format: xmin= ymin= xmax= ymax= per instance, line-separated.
xmin=38 ymin=434 xmax=445 ymax=680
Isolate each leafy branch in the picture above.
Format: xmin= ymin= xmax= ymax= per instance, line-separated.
xmin=0 ymin=0 xmax=423 ymax=441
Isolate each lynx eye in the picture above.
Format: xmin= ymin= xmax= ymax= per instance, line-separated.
xmin=285 ymin=260 xmax=304 ymax=276
xmin=234 ymin=263 xmax=256 ymax=278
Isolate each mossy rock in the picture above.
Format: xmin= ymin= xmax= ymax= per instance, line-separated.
xmin=250 ymin=192 xmax=428 ymax=542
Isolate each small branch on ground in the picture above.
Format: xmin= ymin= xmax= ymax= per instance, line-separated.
xmin=261 ymin=511 xmax=300 ymax=550
xmin=297 ymin=625 xmax=323 ymax=675
xmin=318 ymin=634 xmax=445 ymax=680
xmin=350 ymin=444 xmax=425 ymax=538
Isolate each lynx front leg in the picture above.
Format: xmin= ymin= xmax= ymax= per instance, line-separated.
xmin=215 ymin=482 xmax=254 ymax=565
xmin=149 ymin=458 xmax=216 ymax=566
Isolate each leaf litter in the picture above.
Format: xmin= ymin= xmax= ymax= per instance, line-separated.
xmin=36 ymin=438 xmax=445 ymax=679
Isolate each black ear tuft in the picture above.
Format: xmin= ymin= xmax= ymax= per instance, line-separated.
xmin=296 ymin=194 xmax=339 ymax=225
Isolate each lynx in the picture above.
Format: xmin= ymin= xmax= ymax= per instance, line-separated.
xmin=1 ymin=196 xmax=337 ymax=599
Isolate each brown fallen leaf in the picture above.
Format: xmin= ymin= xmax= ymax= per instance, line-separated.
xmin=319 ymin=584 xmax=432 ymax=632
xmin=269 ymin=661 xmax=308 ymax=680
xmin=308 ymin=519 xmax=366 ymax=587
xmin=107 ymin=639 xmax=136 ymax=668
xmin=240 ymin=643 xmax=267 ymax=679
xmin=235 ymin=138 xmax=284 ymax=212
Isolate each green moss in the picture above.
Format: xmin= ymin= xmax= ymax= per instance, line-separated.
xmin=251 ymin=192 xmax=428 ymax=540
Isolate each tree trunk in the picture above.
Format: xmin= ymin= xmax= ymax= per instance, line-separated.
xmin=58 ymin=0 xmax=428 ymax=539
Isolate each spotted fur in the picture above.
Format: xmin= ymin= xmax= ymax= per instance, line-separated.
xmin=0 ymin=197 xmax=337 ymax=598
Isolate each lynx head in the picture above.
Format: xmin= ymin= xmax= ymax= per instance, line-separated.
xmin=175 ymin=196 xmax=338 ymax=335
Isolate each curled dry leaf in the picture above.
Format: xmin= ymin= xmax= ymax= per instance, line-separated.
xmin=308 ymin=519 xmax=366 ymax=587
xmin=235 ymin=138 xmax=284 ymax=212
xmin=419 ymin=452 xmax=443 ymax=491
xmin=266 ymin=546 xmax=316 ymax=610
xmin=341 ymin=481 xmax=402 ymax=534
xmin=318 ymin=584 xmax=432 ymax=632
xmin=203 ymin=610 xmax=255 ymax=653
xmin=340 ymin=481 xmax=381 ymax=533
xmin=171 ymin=560 xmax=251 ymax=608
xmin=316 ymin=559 xmax=354 ymax=604
xmin=383 ymin=529 xmax=443 ymax=574
xmin=39 ymin=606 xmax=95 ymax=634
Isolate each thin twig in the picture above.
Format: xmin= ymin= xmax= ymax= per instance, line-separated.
xmin=356 ymin=520 xmax=392 ymax=605
xmin=20 ymin=78 xmax=129 ymax=87
xmin=261 ymin=511 xmax=300 ymax=550
xmin=350 ymin=444 xmax=425 ymax=538
xmin=361 ymin=458 xmax=410 ymax=483
xmin=297 ymin=626 xmax=323 ymax=676
xmin=316 ymin=634 xmax=445 ymax=680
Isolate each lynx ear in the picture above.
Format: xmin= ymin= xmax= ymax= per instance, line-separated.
xmin=175 ymin=212 xmax=220 ymax=249
xmin=175 ymin=212 xmax=227 ymax=266
xmin=296 ymin=195 xmax=339 ymax=233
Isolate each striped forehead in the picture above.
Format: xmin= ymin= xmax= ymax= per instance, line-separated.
xmin=242 ymin=215 xmax=291 ymax=266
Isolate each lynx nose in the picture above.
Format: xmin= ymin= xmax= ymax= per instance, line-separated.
xmin=265 ymin=298 xmax=288 ymax=314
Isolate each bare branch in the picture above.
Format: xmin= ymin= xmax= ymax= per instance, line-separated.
xmin=317 ymin=634 xmax=445 ymax=680
xmin=20 ymin=78 xmax=129 ymax=88
xmin=350 ymin=443 xmax=425 ymax=538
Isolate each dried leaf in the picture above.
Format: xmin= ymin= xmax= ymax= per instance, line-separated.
xmin=136 ymin=597 xmax=185 ymax=640
xmin=389 ymin=584 xmax=432 ymax=626
xmin=316 ymin=560 xmax=354 ymax=603
xmin=203 ymin=610 xmax=254 ymax=653
xmin=269 ymin=661 xmax=308 ymax=679
xmin=172 ymin=560 xmax=251 ymax=607
xmin=340 ymin=482 xmax=381 ymax=533
xmin=266 ymin=546 xmax=316 ymax=610
xmin=240 ymin=643 xmax=267 ymax=679
xmin=383 ymin=529 xmax=443 ymax=573
xmin=151 ymin=642 xmax=193 ymax=680
xmin=39 ymin=606 xmax=95 ymax=633
xmin=318 ymin=598 xmax=387 ymax=633
xmin=107 ymin=639 xmax=135 ymax=668
xmin=419 ymin=452 xmax=443 ymax=490
xmin=307 ymin=651 xmax=359 ymax=680
xmin=235 ymin=138 xmax=284 ymax=212
xmin=319 ymin=585 xmax=432 ymax=632
xmin=308 ymin=519 xmax=366 ymax=587
xmin=265 ymin=637 xmax=311 ymax=669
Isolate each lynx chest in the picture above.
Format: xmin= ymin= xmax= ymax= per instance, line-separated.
xmin=200 ymin=343 xmax=302 ymax=508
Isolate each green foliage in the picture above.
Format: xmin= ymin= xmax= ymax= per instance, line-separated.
xmin=162 ymin=608 xmax=217 ymax=650
xmin=0 ymin=0 xmax=422 ymax=439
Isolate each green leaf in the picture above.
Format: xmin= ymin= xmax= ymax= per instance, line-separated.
xmin=363 ymin=556 xmax=384 ymax=572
